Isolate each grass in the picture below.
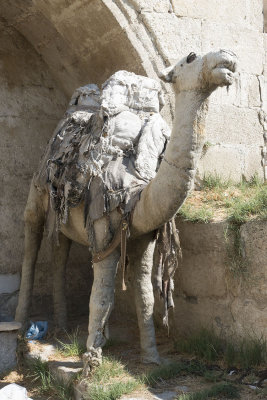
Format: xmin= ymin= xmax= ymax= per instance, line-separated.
xmin=177 ymin=382 xmax=240 ymax=399
xmin=175 ymin=328 xmax=267 ymax=369
xmin=143 ymin=360 xmax=207 ymax=387
xmin=178 ymin=174 xmax=267 ymax=224
xmin=57 ymin=327 xmax=86 ymax=357
xmin=84 ymin=356 xmax=140 ymax=400
xmin=27 ymin=357 xmax=74 ymax=400
xmin=175 ymin=329 xmax=224 ymax=363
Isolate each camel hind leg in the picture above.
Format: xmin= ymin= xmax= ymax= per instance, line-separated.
xmin=52 ymin=232 xmax=72 ymax=330
xmin=15 ymin=180 xmax=45 ymax=325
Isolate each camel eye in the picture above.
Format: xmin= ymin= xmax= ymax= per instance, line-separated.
xmin=187 ymin=52 xmax=197 ymax=63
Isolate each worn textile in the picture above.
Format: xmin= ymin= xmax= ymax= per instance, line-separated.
xmin=34 ymin=71 xmax=171 ymax=249
xmin=154 ymin=219 xmax=182 ymax=327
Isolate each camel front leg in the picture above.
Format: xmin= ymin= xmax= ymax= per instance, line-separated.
xmin=52 ymin=233 xmax=72 ymax=330
xmin=129 ymin=233 xmax=160 ymax=364
xmin=83 ymin=212 xmax=121 ymax=375
xmin=86 ymin=250 xmax=119 ymax=350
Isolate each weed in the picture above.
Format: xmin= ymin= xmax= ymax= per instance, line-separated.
xmin=87 ymin=380 xmax=139 ymax=400
xmin=175 ymin=329 xmax=267 ymax=369
xmin=85 ymin=356 xmax=140 ymax=400
xmin=143 ymin=360 xmax=207 ymax=387
xmin=227 ymin=186 xmax=267 ymax=224
xmin=235 ymin=336 xmax=267 ymax=369
xmin=178 ymin=174 xmax=267 ymax=225
xmin=202 ymin=174 xmax=232 ymax=190
xmin=177 ymin=382 xmax=240 ymax=399
xmin=26 ymin=357 xmax=74 ymax=400
xmin=57 ymin=327 xmax=86 ymax=357
xmin=27 ymin=358 xmax=52 ymax=393
xmin=178 ymin=203 xmax=213 ymax=223
xmin=175 ymin=329 xmax=224 ymax=362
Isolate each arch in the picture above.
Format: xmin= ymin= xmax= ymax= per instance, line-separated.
xmin=0 ymin=0 xmax=163 ymax=96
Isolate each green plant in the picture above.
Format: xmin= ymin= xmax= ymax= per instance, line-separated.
xmin=202 ymin=174 xmax=232 ymax=190
xmin=85 ymin=356 xmax=140 ymax=400
xmin=87 ymin=380 xmax=139 ymax=400
xmin=178 ymin=203 xmax=213 ymax=223
xmin=57 ymin=327 xmax=86 ymax=357
xmin=234 ymin=336 xmax=267 ymax=369
xmin=27 ymin=358 xmax=52 ymax=393
xmin=177 ymin=382 xmax=240 ymax=399
xmin=143 ymin=360 xmax=207 ymax=387
xmin=27 ymin=357 xmax=74 ymax=400
xmin=175 ymin=329 xmax=224 ymax=362
xmin=175 ymin=329 xmax=267 ymax=369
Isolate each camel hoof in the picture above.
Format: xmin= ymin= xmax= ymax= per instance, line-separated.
xmin=82 ymin=347 xmax=102 ymax=377
xmin=141 ymin=353 xmax=161 ymax=365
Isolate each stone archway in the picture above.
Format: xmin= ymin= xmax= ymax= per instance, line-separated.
xmin=0 ymin=0 xmax=162 ymax=320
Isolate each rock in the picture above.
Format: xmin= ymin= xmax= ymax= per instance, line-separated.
xmin=0 ymin=331 xmax=20 ymax=374
xmin=153 ymin=391 xmax=177 ymax=400
xmin=0 ymin=321 xmax=21 ymax=331
xmin=175 ymin=385 xmax=189 ymax=392
xmin=0 ymin=383 xmax=32 ymax=400
xmin=49 ymin=361 xmax=83 ymax=384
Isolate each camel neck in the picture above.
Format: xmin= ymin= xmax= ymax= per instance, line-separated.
xmin=131 ymin=89 xmax=209 ymax=236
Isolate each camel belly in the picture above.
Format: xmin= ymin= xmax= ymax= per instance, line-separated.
xmin=60 ymin=202 xmax=90 ymax=247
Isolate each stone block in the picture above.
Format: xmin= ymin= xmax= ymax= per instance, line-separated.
xmin=243 ymin=147 xmax=264 ymax=181
xmin=131 ymin=0 xmax=170 ymax=13
xmin=176 ymin=220 xmax=228 ymax=253
xmin=0 ymin=292 xmax=19 ymax=319
xmin=49 ymin=361 xmax=83 ymax=384
xmin=172 ymin=0 xmax=263 ymax=31
xmin=198 ymin=145 xmax=244 ymax=182
xmin=210 ymin=73 xmax=261 ymax=109
xmin=201 ymin=21 xmax=264 ymax=75
xmin=172 ymin=296 xmax=234 ymax=337
xmin=177 ymin=251 xmax=227 ymax=298
xmin=0 ymin=274 xmax=20 ymax=294
xmin=0 ymin=331 xmax=19 ymax=374
xmin=205 ymin=104 xmax=264 ymax=146
xmin=230 ymin=297 xmax=267 ymax=339
xmin=141 ymin=13 xmax=201 ymax=62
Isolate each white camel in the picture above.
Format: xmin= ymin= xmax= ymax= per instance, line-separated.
xmin=15 ymin=49 xmax=237 ymax=370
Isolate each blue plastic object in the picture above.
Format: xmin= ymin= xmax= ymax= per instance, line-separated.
xmin=26 ymin=321 xmax=48 ymax=340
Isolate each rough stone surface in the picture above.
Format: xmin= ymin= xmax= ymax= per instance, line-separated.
xmin=0 ymin=331 xmax=18 ymax=373
xmin=49 ymin=361 xmax=83 ymax=384
xmin=0 ymin=321 xmax=21 ymax=331
xmin=172 ymin=0 xmax=263 ymax=31
xmin=0 ymin=0 xmax=265 ymax=335
xmin=115 ymin=219 xmax=267 ymax=341
xmin=0 ymin=274 xmax=20 ymax=294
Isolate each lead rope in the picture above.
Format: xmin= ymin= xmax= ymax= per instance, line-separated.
xmin=120 ymin=220 xmax=129 ymax=291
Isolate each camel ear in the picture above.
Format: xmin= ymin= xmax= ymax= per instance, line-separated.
xmin=159 ymin=65 xmax=175 ymax=83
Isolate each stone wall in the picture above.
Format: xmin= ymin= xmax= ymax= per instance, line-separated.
xmin=115 ymin=219 xmax=267 ymax=341
xmin=0 ymin=18 xmax=92 ymax=320
xmin=0 ymin=0 xmax=266 ymax=331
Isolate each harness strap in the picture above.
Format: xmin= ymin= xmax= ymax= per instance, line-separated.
xmin=92 ymin=218 xmax=129 ymax=291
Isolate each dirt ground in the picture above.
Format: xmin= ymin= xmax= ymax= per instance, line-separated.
xmin=1 ymin=315 xmax=266 ymax=400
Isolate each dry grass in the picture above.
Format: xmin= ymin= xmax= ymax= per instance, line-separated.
xmin=178 ymin=175 xmax=267 ymax=224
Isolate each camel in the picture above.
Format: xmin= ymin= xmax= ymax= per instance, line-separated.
xmin=15 ymin=49 xmax=237 ymax=371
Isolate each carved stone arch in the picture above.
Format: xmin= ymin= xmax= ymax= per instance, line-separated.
xmin=0 ymin=0 xmax=163 ymax=96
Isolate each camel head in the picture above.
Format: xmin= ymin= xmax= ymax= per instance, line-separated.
xmin=159 ymin=49 xmax=237 ymax=93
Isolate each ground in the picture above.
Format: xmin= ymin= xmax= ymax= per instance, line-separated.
xmin=0 ymin=315 xmax=266 ymax=400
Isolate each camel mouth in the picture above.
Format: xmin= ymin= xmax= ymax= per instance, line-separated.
xmin=214 ymin=60 xmax=236 ymax=73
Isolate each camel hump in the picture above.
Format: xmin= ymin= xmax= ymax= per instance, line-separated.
xmin=35 ymin=72 xmax=170 ymax=246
